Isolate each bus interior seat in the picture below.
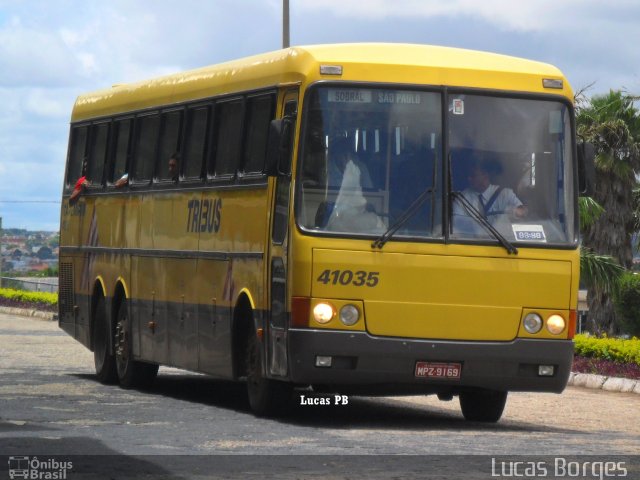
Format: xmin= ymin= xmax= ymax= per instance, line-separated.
xmin=389 ymin=150 xmax=435 ymax=231
xmin=315 ymin=201 xmax=335 ymax=228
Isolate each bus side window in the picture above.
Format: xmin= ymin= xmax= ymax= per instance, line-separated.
xmin=66 ymin=125 xmax=88 ymax=190
xmin=183 ymin=105 xmax=210 ymax=179
xmin=131 ymin=113 xmax=160 ymax=183
xmin=156 ymin=109 xmax=183 ymax=182
xmin=87 ymin=122 xmax=109 ymax=187
xmin=242 ymin=94 xmax=275 ymax=175
xmin=109 ymin=118 xmax=132 ymax=185
xmin=211 ymin=98 xmax=244 ymax=178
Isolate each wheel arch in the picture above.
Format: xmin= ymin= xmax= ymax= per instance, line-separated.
xmin=112 ymin=279 xmax=128 ymax=323
xmin=89 ymin=276 xmax=107 ymax=351
xmin=231 ymin=291 xmax=256 ymax=380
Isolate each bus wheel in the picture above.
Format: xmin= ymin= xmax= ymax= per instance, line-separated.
xmin=114 ymin=299 xmax=158 ymax=389
xmin=246 ymin=327 xmax=291 ymax=416
xmin=92 ymin=296 xmax=117 ymax=384
xmin=459 ymin=389 xmax=507 ymax=422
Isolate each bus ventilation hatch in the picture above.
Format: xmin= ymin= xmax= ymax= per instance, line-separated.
xmin=59 ymin=262 xmax=75 ymax=321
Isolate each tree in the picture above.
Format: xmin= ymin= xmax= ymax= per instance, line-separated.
xmin=579 ymin=196 xmax=624 ymax=314
xmin=577 ymin=90 xmax=640 ymax=334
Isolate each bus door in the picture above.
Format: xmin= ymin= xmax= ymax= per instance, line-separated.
xmin=266 ymin=90 xmax=298 ymax=378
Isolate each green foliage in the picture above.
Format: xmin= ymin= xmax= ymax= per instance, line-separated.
xmin=0 ymin=288 xmax=57 ymax=306
xmin=578 ymin=196 xmax=604 ymax=229
xmin=580 ymin=247 xmax=624 ymax=295
xmin=574 ymin=334 xmax=640 ymax=366
xmin=613 ymin=272 xmax=640 ymax=336
xmin=578 ymin=90 xmax=640 ymax=153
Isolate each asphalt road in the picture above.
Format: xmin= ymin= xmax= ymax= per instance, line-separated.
xmin=0 ymin=312 xmax=638 ymax=479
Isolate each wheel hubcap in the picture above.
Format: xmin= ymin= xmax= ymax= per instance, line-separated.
xmin=115 ymin=316 xmax=128 ymax=365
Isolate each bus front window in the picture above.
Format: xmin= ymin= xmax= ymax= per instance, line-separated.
xmin=298 ymin=87 xmax=443 ymax=240
xmin=449 ymin=95 xmax=576 ymax=245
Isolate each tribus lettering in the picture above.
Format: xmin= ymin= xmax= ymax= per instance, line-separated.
xmin=187 ymin=198 xmax=222 ymax=233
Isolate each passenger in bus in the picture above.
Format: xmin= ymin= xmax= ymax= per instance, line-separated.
xmin=69 ymin=159 xmax=89 ymax=204
xmin=327 ymin=136 xmax=373 ymax=190
xmin=325 ymin=138 xmax=385 ymax=234
xmin=453 ymin=160 xmax=527 ymax=231
xmin=114 ymin=173 xmax=128 ymax=188
xmin=168 ymin=153 xmax=180 ymax=182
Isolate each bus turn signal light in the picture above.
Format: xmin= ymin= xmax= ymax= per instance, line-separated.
xmin=568 ymin=310 xmax=577 ymax=339
xmin=291 ymin=297 xmax=311 ymax=327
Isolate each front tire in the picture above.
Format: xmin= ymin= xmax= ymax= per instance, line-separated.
xmin=114 ymin=299 xmax=158 ymax=389
xmin=246 ymin=327 xmax=291 ymax=416
xmin=459 ymin=389 xmax=508 ymax=422
xmin=93 ymin=295 xmax=117 ymax=384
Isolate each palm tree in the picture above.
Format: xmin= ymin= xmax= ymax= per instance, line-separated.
xmin=579 ymin=196 xmax=624 ymax=300
xmin=577 ymin=90 xmax=640 ymax=334
xmin=579 ymin=196 xmax=624 ymax=322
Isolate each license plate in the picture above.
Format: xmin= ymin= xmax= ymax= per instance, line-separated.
xmin=415 ymin=362 xmax=462 ymax=379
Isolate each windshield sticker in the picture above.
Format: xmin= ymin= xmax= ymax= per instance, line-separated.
xmin=452 ymin=99 xmax=464 ymax=115
xmin=512 ymin=224 xmax=547 ymax=242
xmin=327 ymin=89 xmax=372 ymax=104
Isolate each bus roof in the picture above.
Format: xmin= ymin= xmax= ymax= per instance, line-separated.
xmin=72 ymin=43 xmax=571 ymax=122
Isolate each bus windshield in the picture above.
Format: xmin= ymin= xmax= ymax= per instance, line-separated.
xmin=297 ymin=86 xmax=576 ymax=247
xmin=297 ymin=86 xmax=443 ymax=239
xmin=449 ymin=94 xmax=575 ymax=245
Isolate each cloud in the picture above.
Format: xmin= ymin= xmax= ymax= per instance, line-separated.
xmin=0 ymin=24 xmax=77 ymax=87
xmin=294 ymin=0 xmax=637 ymax=33
xmin=24 ymin=89 xmax=72 ymax=118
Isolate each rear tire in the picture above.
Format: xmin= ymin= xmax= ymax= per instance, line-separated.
xmin=93 ymin=296 xmax=117 ymax=384
xmin=246 ymin=326 xmax=291 ymax=416
xmin=114 ymin=298 xmax=158 ymax=389
xmin=459 ymin=389 xmax=507 ymax=422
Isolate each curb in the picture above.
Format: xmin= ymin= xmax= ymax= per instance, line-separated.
xmin=0 ymin=305 xmax=57 ymax=321
xmin=1 ymin=305 xmax=638 ymax=394
xmin=567 ymin=372 xmax=640 ymax=395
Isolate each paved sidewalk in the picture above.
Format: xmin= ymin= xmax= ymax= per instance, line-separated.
xmin=568 ymin=372 xmax=640 ymax=394
xmin=0 ymin=305 xmax=56 ymax=321
xmin=2 ymin=305 xmax=638 ymax=395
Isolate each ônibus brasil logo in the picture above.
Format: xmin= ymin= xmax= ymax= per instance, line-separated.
xmin=8 ymin=456 xmax=73 ymax=479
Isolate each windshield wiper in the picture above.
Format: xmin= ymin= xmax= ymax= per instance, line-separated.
xmin=450 ymin=191 xmax=518 ymax=255
xmin=372 ymin=187 xmax=434 ymax=249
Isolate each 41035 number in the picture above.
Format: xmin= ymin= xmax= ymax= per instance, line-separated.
xmin=316 ymin=269 xmax=380 ymax=287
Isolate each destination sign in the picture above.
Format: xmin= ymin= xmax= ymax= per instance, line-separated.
xmin=327 ymin=89 xmax=372 ymax=103
xmin=377 ymin=92 xmax=422 ymax=104
xmin=327 ymin=89 xmax=423 ymax=105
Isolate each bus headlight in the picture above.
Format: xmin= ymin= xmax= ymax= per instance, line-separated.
xmin=546 ymin=314 xmax=566 ymax=335
xmin=313 ymin=302 xmax=335 ymax=324
xmin=339 ymin=304 xmax=360 ymax=326
xmin=523 ymin=312 xmax=543 ymax=334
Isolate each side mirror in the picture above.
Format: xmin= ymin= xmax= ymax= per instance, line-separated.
xmin=266 ymin=118 xmax=294 ymax=177
xmin=577 ymin=141 xmax=595 ymax=196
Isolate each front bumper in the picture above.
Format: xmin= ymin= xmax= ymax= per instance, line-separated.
xmin=288 ymin=329 xmax=573 ymax=394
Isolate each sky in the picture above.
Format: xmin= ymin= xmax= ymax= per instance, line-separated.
xmin=0 ymin=0 xmax=638 ymax=231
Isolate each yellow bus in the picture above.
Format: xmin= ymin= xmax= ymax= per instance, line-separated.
xmin=59 ymin=43 xmax=592 ymax=422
